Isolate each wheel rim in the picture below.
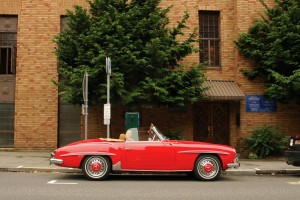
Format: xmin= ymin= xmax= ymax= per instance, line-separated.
xmin=85 ymin=156 xmax=108 ymax=179
xmin=197 ymin=157 xmax=219 ymax=179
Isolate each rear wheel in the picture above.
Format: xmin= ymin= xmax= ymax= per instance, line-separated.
xmin=194 ymin=155 xmax=221 ymax=181
xmin=82 ymin=156 xmax=111 ymax=180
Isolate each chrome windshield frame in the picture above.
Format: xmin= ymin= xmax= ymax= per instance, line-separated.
xmin=152 ymin=126 xmax=166 ymax=141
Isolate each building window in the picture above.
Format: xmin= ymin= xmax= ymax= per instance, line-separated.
xmin=0 ymin=16 xmax=17 ymax=148
xmin=0 ymin=103 xmax=14 ymax=147
xmin=199 ymin=11 xmax=220 ymax=67
xmin=60 ymin=16 xmax=69 ymax=32
xmin=0 ymin=33 xmax=17 ymax=75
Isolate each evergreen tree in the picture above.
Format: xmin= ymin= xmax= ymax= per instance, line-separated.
xmin=54 ymin=0 xmax=207 ymax=108
xmin=235 ymin=0 xmax=300 ymax=103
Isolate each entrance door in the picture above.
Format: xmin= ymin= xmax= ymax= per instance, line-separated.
xmin=193 ymin=102 xmax=229 ymax=145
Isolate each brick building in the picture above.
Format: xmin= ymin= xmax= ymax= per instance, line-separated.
xmin=0 ymin=0 xmax=299 ymax=153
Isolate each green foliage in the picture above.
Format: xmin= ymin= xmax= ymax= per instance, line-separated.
xmin=244 ymin=125 xmax=288 ymax=158
xmin=248 ymin=152 xmax=259 ymax=159
xmin=163 ymin=130 xmax=185 ymax=140
xmin=54 ymin=0 xmax=207 ymax=108
xmin=235 ymin=0 xmax=300 ymax=103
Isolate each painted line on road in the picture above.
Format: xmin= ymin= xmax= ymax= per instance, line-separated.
xmin=47 ymin=180 xmax=78 ymax=185
xmin=286 ymin=181 xmax=300 ymax=185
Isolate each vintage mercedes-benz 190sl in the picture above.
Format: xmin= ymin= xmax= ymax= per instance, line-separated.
xmin=50 ymin=124 xmax=239 ymax=181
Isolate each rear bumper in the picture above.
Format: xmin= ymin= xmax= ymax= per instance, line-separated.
xmin=50 ymin=152 xmax=63 ymax=165
xmin=50 ymin=158 xmax=63 ymax=165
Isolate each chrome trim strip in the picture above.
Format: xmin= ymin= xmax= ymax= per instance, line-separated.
xmin=112 ymin=161 xmax=192 ymax=172
xmin=178 ymin=150 xmax=229 ymax=155
xmin=50 ymin=158 xmax=63 ymax=165
xmin=60 ymin=152 xmax=116 ymax=157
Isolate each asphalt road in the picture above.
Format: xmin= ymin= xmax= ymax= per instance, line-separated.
xmin=0 ymin=172 xmax=299 ymax=200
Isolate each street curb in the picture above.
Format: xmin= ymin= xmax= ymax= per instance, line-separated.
xmin=0 ymin=167 xmax=81 ymax=173
xmin=256 ymin=169 xmax=300 ymax=175
xmin=1 ymin=167 xmax=300 ymax=176
xmin=224 ymin=170 xmax=256 ymax=176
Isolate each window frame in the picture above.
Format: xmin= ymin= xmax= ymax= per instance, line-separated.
xmin=0 ymin=32 xmax=17 ymax=75
xmin=198 ymin=11 xmax=221 ymax=68
xmin=0 ymin=46 xmax=16 ymax=74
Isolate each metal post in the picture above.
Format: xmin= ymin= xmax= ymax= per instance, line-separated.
xmin=83 ymin=72 xmax=88 ymax=140
xmin=107 ymin=69 xmax=110 ymax=138
xmin=85 ymin=73 xmax=88 ymax=140
xmin=105 ymin=57 xmax=111 ymax=138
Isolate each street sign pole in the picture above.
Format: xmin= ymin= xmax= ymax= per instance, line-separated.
xmin=104 ymin=57 xmax=111 ymax=138
xmin=82 ymin=71 xmax=88 ymax=140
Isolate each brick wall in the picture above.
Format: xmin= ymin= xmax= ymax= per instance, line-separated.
xmin=13 ymin=0 xmax=60 ymax=150
xmin=235 ymin=0 xmax=300 ymax=153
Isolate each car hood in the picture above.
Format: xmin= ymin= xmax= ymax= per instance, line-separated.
xmin=167 ymin=140 xmax=236 ymax=152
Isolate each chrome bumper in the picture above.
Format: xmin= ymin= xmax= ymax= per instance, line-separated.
xmin=50 ymin=158 xmax=63 ymax=165
xmin=227 ymin=162 xmax=240 ymax=168
xmin=227 ymin=157 xmax=240 ymax=168
xmin=50 ymin=152 xmax=63 ymax=165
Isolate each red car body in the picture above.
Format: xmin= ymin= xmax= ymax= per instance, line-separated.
xmin=50 ymin=124 xmax=239 ymax=181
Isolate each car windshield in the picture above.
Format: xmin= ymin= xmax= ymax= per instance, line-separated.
xmin=125 ymin=125 xmax=167 ymax=142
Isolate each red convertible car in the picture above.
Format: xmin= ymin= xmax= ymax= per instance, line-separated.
xmin=50 ymin=124 xmax=239 ymax=181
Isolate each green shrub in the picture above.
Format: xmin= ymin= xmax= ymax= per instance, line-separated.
xmin=244 ymin=125 xmax=288 ymax=158
xmin=248 ymin=152 xmax=258 ymax=159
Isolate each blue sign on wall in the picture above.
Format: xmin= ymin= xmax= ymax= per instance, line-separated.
xmin=246 ymin=95 xmax=277 ymax=112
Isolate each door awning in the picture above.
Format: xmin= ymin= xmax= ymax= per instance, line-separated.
xmin=202 ymin=80 xmax=245 ymax=101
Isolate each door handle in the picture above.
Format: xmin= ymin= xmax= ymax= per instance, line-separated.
xmin=125 ymin=148 xmax=130 ymax=150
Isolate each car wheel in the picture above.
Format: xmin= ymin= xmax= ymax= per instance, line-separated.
xmin=194 ymin=155 xmax=221 ymax=181
xmin=82 ymin=156 xmax=111 ymax=180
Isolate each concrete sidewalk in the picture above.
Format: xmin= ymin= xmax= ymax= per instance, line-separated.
xmin=0 ymin=151 xmax=300 ymax=175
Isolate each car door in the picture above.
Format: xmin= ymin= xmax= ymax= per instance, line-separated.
xmin=123 ymin=141 xmax=176 ymax=170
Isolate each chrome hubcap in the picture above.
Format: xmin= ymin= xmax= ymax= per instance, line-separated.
xmin=91 ymin=161 xmax=102 ymax=172
xmin=85 ymin=157 xmax=108 ymax=178
xmin=197 ymin=157 xmax=219 ymax=179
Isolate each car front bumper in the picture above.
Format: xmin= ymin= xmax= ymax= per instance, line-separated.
xmin=227 ymin=157 xmax=240 ymax=168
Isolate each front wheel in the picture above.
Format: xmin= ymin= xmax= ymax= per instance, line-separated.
xmin=82 ymin=156 xmax=111 ymax=180
xmin=194 ymin=155 xmax=221 ymax=181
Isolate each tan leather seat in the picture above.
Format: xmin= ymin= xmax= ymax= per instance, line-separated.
xmin=119 ymin=133 xmax=126 ymax=141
